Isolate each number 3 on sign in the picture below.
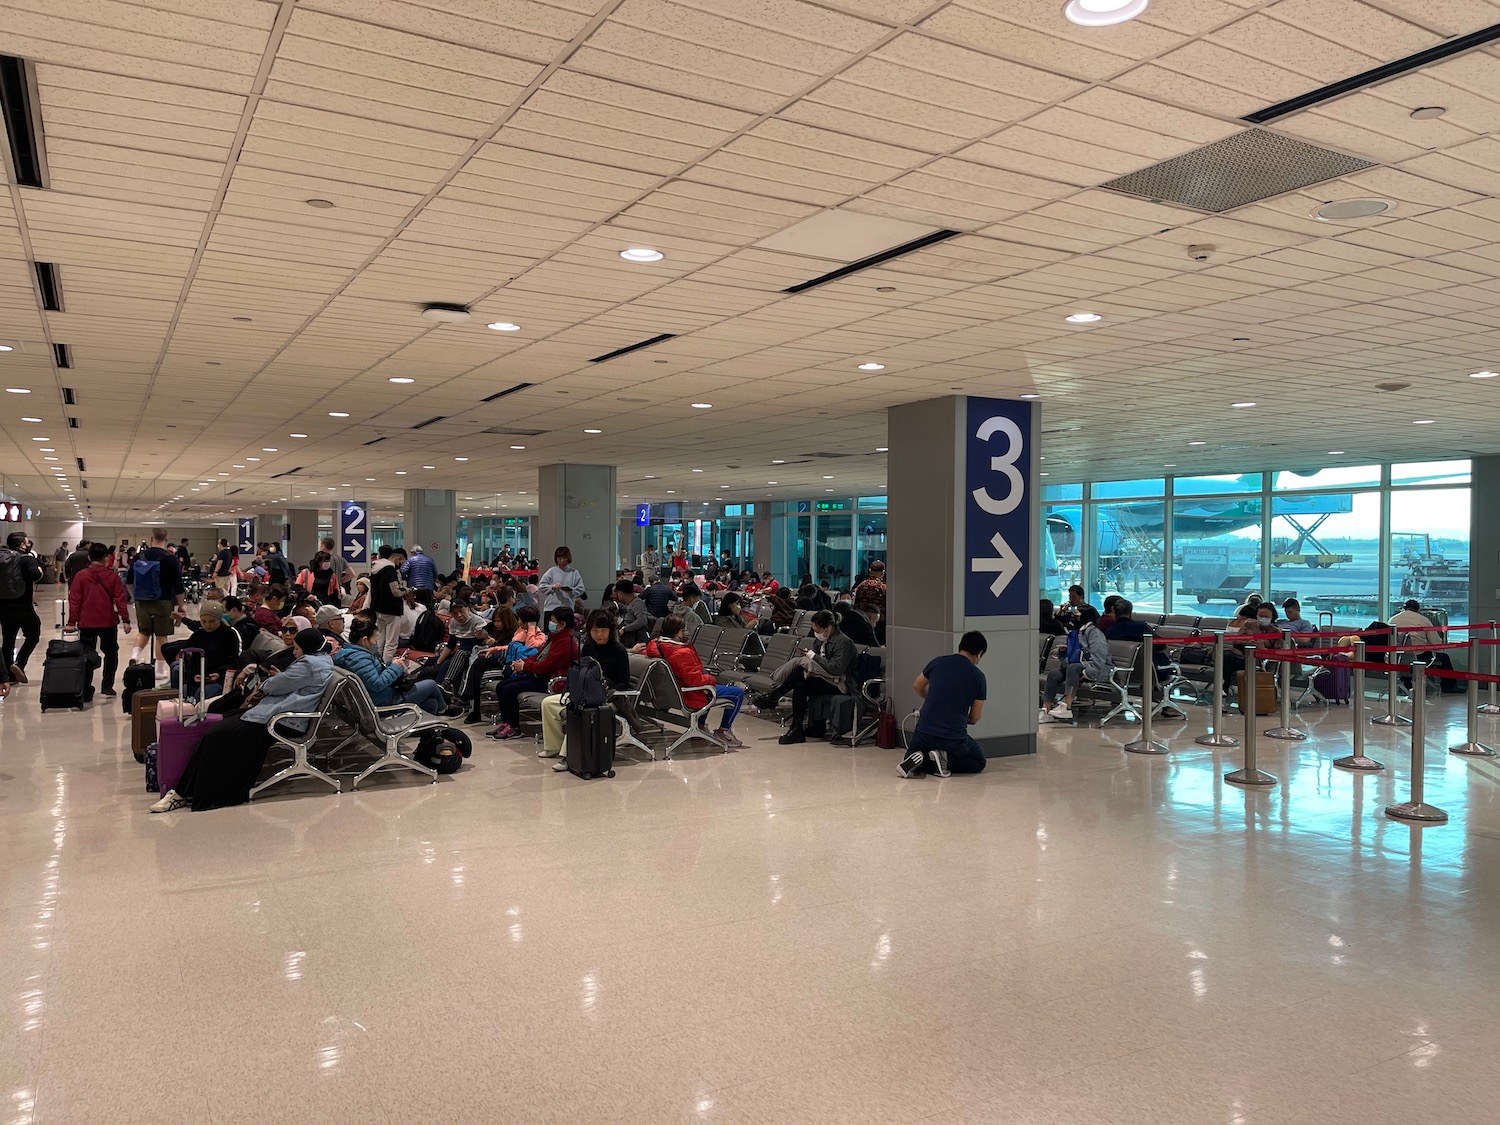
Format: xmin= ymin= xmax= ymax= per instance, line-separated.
xmin=971 ymin=416 xmax=1024 ymax=515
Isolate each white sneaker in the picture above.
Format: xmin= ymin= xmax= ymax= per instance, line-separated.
xmin=551 ymin=757 xmax=570 ymax=772
xmin=149 ymin=789 xmax=187 ymax=814
xmin=536 ymin=747 xmax=559 ymax=758
xmin=1049 ymin=705 xmax=1074 ymax=722
xmin=1038 ymin=708 xmax=1055 ymax=724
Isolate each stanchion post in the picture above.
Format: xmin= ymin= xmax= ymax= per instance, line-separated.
xmin=1450 ymin=639 xmax=1498 ymax=758
xmin=1196 ymin=630 xmax=1239 ymax=748
xmin=1335 ymin=639 xmax=1383 ymax=772
xmin=1481 ymin=621 xmax=1500 ymax=716
xmin=1385 ymin=662 xmax=1447 ymax=823
xmin=1225 ymin=644 xmax=1276 ymax=787
xmin=1124 ymin=630 xmax=1168 ymax=756
xmin=1372 ymin=636 xmax=1412 ymax=727
xmin=1264 ymin=629 xmax=1307 ymax=741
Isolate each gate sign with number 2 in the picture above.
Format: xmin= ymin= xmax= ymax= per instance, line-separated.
xmin=964 ymin=396 xmax=1032 ymax=618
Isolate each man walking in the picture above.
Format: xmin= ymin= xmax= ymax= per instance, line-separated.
xmin=898 ymin=631 xmax=989 ymax=778
xmin=131 ymin=529 xmax=187 ymax=669
xmin=210 ymin=537 xmax=237 ymax=596
xmin=370 ymin=545 xmax=408 ymax=660
xmin=0 ymin=532 xmax=43 ymax=684
xmin=68 ymin=543 xmax=132 ymax=697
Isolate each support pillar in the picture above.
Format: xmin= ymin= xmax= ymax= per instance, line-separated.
xmin=887 ymin=395 xmax=1039 ymax=757
xmin=287 ymin=509 xmax=318 ymax=571
xmin=1471 ymin=457 xmax=1500 ymax=630
xmin=403 ymin=489 xmax=458 ymax=577
xmin=255 ymin=513 xmax=284 ymax=551
xmin=536 ymin=465 xmax=616 ymax=608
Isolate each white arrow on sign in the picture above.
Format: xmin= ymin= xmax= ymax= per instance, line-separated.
xmin=345 ymin=540 xmax=365 ymax=560
xmin=972 ymin=531 xmax=1022 ymax=598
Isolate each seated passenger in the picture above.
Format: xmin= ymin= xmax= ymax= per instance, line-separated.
xmin=753 ymin=610 xmax=856 ymax=744
xmin=713 ymin=592 xmax=749 ymax=632
xmin=611 ymin=579 xmax=652 ymax=647
xmin=1056 ymin=584 xmax=1092 ymax=630
xmin=222 ymin=597 xmax=260 ymax=651
xmin=149 ymin=628 xmax=335 ymax=813
xmin=677 ymin=585 xmax=712 ymax=627
xmin=1281 ymin=598 xmax=1316 ymax=635
xmin=162 ymin=602 xmax=242 ymax=700
xmin=763 ymin=587 xmax=796 ymax=635
xmin=460 ymin=607 xmax=538 ymax=722
xmin=491 ymin=607 xmax=580 ymax=741
xmin=1389 ymin=598 xmax=1457 ymax=689
xmin=641 ymin=574 xmax=675 ymax=619
xmin=1098 ymin=594 xmax=1122 ymax=634
xmin=1104 ymin=599 xmax=1181 ymax=716
xmin=834 ymin=602 xmax=879 ymax=647
xmin=794 ymin=577 xmax=829 ymax=611
xmin=898 ymin=631 xmax=989 ymax=778
xmin=643 ymin=614 xmax=745 ymax=749
xmin=314 ymin=604 xmax=346 ymax=650
xmin=538 ymin=610 xmax=635 ymax=770
xmin=1039 ymin=598 xmax=1067 ymax=637
xmin=1040 ymin=605 xmax=1108 ymax=723
xmin=333 ymin=619 xmax=450 ymax=715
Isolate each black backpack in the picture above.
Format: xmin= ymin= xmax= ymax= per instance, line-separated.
xmin=0 ymin=550 xmax=24 ymax=600
xmin=566 ymin=656 xmax=609 ymax=713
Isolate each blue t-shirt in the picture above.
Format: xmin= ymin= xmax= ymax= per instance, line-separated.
xmin=914 ymin=653 xmax=986 ymax=743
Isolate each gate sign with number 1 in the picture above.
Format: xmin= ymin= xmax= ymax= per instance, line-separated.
xmin=964 ymin=397 xmax=1032 ymax=618
xmin=340 ymin=501 xmax=369 ymax=566
xmin=237 ymin=518 xmax=256 ymax=556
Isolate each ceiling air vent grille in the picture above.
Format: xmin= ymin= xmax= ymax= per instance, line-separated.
xmin=269 ymin=466 xmax=303 ymax=479
xmin=52 ymin=342 xmax=72 ymax=368
xmin=480 ymin=381 xmax=534 ymax=403
xmin=0 ymin=55 xmax=46 ymax=188
xmin=361 ymin=436 xmax=387 ymax=446
xmin=34 ymin=262 xmax=61 ymax=310
xmin=1100 ymin=129 xmax=1374 ymax=214
xmin=589 ymin=333 xmax=677 ymax=363
xmin=784 ymin=230 xmax=960 ymax=294
xmin=411 ymin=415 xmax=447 ymax=430
xmin=61 ymin=386 xmax=75 ymax=405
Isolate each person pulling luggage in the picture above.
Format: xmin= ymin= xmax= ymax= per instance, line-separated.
xmin=66 ymin=543 xmax=132 ymax=697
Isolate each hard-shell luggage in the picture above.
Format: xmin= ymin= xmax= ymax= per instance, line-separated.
xmin=1236 ymin=669 xmax=1277 ymax=715
xmin=565 ymin=704 xmax=616 ymax=779
xmin=156 ymin=649 xmax=220 ymax=794
xmin=1313 ymin=656 xmax=1352 ymax=704
xmin=121 ymin=661 xmax=156 ymax=714
xmin=131 ymin=687 xmax=178 ymax=762
xmin=39 ymin=630 xmax=94 ymax=712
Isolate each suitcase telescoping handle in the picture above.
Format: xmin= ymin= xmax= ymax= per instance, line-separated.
xmin=176 ymin=647 xmax=208 ymax=725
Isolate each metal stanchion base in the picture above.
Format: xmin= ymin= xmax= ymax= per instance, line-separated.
xmin=1371 ymin=714 xmax=1412 ymax=727
xmin=1333 ymin=754 xmax=1384 ymax=772
xmin=1479 ymin=704 xmax=1500 ymax=715
xmin=1225 ymin=768 xmax=1277 ymax=787
xmin=1123 ymin=739 xmax=1169 ymax=755
xmin=1385 ymin=801 xmax=1448 ymax=824
xmin=1263 ymin=727 xmax=1307 ymax=741
xmin=1195 ymin=733 xmax=1240 ymax=747
xmin=1449 ymin=741 xmax=1498 ymax=758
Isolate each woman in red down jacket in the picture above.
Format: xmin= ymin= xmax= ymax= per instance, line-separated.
xmin=641 ymin=613 xmax=746 ymax=749
xmin=66 ymin=542 xmax=132 ymax=697
xmin=491 ymin=605 xmax=580 ymax=740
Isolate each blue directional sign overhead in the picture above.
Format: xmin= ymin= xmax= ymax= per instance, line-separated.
xmin=636 ymin=504 xmax=651 ymax=527
xmin=339 ymin=502 xmax=369 ymax=566
xmin=964 ymin=397 xmax=1032 ymax=618
xmin=237 ymin=518 xmax=255 ymax=556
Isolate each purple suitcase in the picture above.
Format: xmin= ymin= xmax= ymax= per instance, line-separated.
xmin=156 ymin=648 xmax=221 ymax=794
xmin=1313 ymin=655 xmax=1352 ymax=704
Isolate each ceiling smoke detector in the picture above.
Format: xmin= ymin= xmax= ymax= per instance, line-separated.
xmin=421 ymin=303 xmax=472 ymax=324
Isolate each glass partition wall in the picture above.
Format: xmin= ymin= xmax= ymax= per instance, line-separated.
xmin=1042 ymin=463 xmax=1471 ymax=627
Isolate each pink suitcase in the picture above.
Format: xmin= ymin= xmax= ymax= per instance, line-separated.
xmin=156 ymin=649 xmax=221 ymax=794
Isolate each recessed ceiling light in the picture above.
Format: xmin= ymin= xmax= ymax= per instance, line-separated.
xmin=423 ymin=465 xmax=435 ymax=469
xmin=233 ymin=464 xmax=245 ymax=468
xmin=395 ymin=470 xmax=406 ymax=475
xmin=584 ymin=428 xmax=602 ymax=434
xmin=1313 ymin=198 xmax=1393 ymax=222
xmin=1188 ymin=441 xmax=1206 ymax=446
xmin=619 ymin=247 xmax=664 ymax=263
xmin=1040 ymin=472 xmax=1050 ymax=477
xmin=247 ymin=457 xmax=260 ymax=461
xmin=306 ymin=198 xmax=335 ymax=208
xmin=1231 ymin=402 xmax=1255 ymax=409
xmin=455 ymin=457 xmax=469 ymax=461
xmin=1327 ymin=450 xmax=1345 ymax=455
xmin=822 ymin=475 xmax=834 ymax=479
xmin=1409 ymin=106 xmax=1446 ymax=120
xmin=0 ymin=345 xmax=12 ymax=352
xmin=365 ymin=477 xmax=376 ymax=482
xmin=692 ymin=468 xmax=704 ymax=473
xmin=644 ymin=475 xmax=655 ymax=479
xmin=771 ymin=460 xmax=785 ymax=464
xmin=487 ymin=322 xmax=522 ymax=333
xmin=1469 ymin=370 xmax=1498 ymax=379
xmin=1065 ymin=312 xmax=1102 ymax=323
xmin=43 ymin=456 xmax=57 ymax=461
xmin=38 ymin=447 xmax=53 ymax=452
xmin=217 ymin=472 xmax=229 ymax=476
xmin=1412 ymin=418 xmax=1435 ymax=424
xmin=1019 ymin=393 xmax=1041 ymax=400
xmin=1164 ymin=463 xmax=1176 ymax=468
xmin=328 ymin=411 xmax=350 ymax=417
xmin=857 ymin=362 xmax=885 ymax=372
xmin=20 ymin=416 xmax=40 ymax=422
xmin=768 ymin=481 xmax=778 ymax=485
xmin=6 ymin=387 xmax=30 ymax=393
xmin=389 ymin=377 xmax=415 ymax=384
xmin=666 ymin=490 xmax=675 ymax=494
xmin=263 ymin=447 xmax=277 ymax=452
xmin=876 ymin=447 xmax=888 ymax=452
xmin=289 ymin=433 xmax=307 ymax=438
xmin=30 ymin=436 xmax=48 ymax=441
xmin=1064 ymin=0 xmax=1149 ymax=26
xmin=691 ymin=402 xmax=713 ymax=409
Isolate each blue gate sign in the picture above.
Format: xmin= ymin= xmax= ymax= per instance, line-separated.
xmin=340 ymin=502 xmax=369 ymax=566
xmin=964 ymin=397 xmax=1032 ymax=618
xmin=796 ymin=500 xmax=810 ymax=513
xmin=237 ymin=518 xmax=256 ymax=555
xmin=636 ymin=504 xmax=651 ymax=527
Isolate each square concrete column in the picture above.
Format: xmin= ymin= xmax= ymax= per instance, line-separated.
xmin=887 ymin=395 xmax=1039 ymax=757
xmin=287 ymin=509 xmax=319 ymax=571
xmin=1471 ymin=457 xmax=1500 ymax=629
xmin=256 ymin=513 xmax=284 ymax=551
xmin=403 ymin=489 xmax=458 ymax=576
xmin=536 ymin=465 xmax=617 ymax=609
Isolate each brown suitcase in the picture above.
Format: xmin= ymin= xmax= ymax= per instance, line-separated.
xmin=131 ymin=687 xmax=178 ymax=761
xmin=1236 ymin=670 xmax=1277 ymax=715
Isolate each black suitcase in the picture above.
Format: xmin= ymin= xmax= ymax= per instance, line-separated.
xmin=40 ymin=637 xmax=92 ymax=712
xmin=565 ymin=704 xmax=616 ymax=779
xmin=121 ymin=661 xmax=156 ymax=714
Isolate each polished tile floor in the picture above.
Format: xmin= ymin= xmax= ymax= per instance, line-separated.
xmin=2 ymin=634 xmax=1499 ymax=1125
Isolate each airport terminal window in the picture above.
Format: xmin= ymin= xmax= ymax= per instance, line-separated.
xmin=1389 ymin=488 xmax=1469 ymax=626
xmin=856 ymin=512 xmax=886 ymax=579
xmin=1172 ymin=497 xmax=1262 ymax=614
xmin=1092 ymin=502 xmax=1165 ymax=614
xmin=1392 ymin=460 xmax=1470 ymax=486
xmin=1173 ymin=473 xmax=1262 ymax=496
xmin=1041 ymin=483 xmax=1082 ymax=502
xmin=857 ymin=495 xmax=887 ymax=510
xmin=791 ymin=515 xmax=811 ymax=583
xmin=1091 ymin=477 xmax=1164 ymax=501
xmin=1269 ymin=491 xmax=1381 ymax=625
xmin=1272 ymin=466 xmax=1381 ymax=491
xmin=1042 ymin=502 xmax=1080 ymax=601
xmin=816 ymin=512 xmax=853 ymax=586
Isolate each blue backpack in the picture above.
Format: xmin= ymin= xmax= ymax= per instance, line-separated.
xmin=132 ymin=556 xmax=163 ymax=601
xmin=1064 ymin=629 xmax=1082 ymax=665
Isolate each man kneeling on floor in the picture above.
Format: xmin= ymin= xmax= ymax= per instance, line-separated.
xmin=899 ymin=631 xmax=988 ymax=779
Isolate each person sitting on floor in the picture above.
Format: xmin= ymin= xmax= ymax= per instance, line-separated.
xmin=149 ymin=628 xmax=335 ymax=813
xmin=898 ymin=631 xmax=989 ymax=779
xmin=643 ymin=614 xmax=745 ymax=749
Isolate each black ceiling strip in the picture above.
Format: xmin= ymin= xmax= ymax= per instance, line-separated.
xmin=34 ymin=262 xmax=62 ymax=310
xmin=588 ymin=333 xmax=677 ymax=363
xmin=361 ymin=436 xmax=387 ymax=446
xmin=782 ymin=229 xmax=962 ymax=295
xmin=0 ymin=55 xmax=45 ymax=188
xmin=269 ymin=466 xmax=303 ymax=479
xmin=411 ymin=415 xmax=447 ymax=429
xmin=480 ymin=381 xmax=535 ymax=403
xmin=52 ymin=343 xmax=71 ymax=368
xmin=67 ymin=416 xmax=78 ymax=428
xmin=61 ymin=386 xmax=75 ymax=405
xmin=1244 ymin=22 xmax=1500 ymax=124
xmin=75 ymin=457 xmax=85 ymax=472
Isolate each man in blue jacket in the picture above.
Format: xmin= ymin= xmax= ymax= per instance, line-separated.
xmin=401 ymin=545 xmax=438 ymax=592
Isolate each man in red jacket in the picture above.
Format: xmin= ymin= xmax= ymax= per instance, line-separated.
xmin=67 ymin=543 xmax=132 ymax=697
xmin=491 ymin=606 xmax=580 ymax=740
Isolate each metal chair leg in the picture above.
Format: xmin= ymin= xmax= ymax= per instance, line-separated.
xmin=250 ymin=752 xmax=342 ymax=800
xmin=352 ymin=736 xmax=438 ymax=788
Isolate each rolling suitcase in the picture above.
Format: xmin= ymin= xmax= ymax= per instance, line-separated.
xmin=1313 ymin=656 xmax=1351 ymax=704
xmin=39 ymin=630 xmax=94 ymax=712
xmin=131 ymin=687 xmax=178 ymax=762
xmin=564 ymin=704 xmax=616 ymax=779
xmin=156 ymin=649 xmax=221 ymax=794
xmin=121 ymin=661 xmax=156 ymax=714
xmin=1236 ymin=669 xmax=1277 ymax=715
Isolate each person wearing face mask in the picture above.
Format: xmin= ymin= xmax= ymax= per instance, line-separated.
xmin=752 ymin=609 xmax=856 ymax=744
xmin=899 ymin=632 xmax=989 ymax=778
xmin=491 ymin=607 xmax=580 ymax=740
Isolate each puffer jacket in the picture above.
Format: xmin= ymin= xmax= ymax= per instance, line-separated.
xmin=643 ymin=637 xmax=715 ymax=711
xmin=332 ymin=642 xmax=406 ymax=705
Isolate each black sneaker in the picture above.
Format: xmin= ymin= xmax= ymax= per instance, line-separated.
xmin=927 ymin=749 xmax=950 ymax=778
xmin=753 ymin=693 xmax=779 ymax=710
xmin=100 ymin=686 xmax=118 ymax=697
xmin=778 ymin=728 xmax=806 ymax=745
xmin=897 ymin=750 xmax=926 ymax=778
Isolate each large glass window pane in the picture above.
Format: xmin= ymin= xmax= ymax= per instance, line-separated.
xmin=1392 ymin=460 xmax=1470 ymax=486
xmin=1092 ymin=478 xmax=1164 ymax=500
xmin=1172 ymin=496 xmax=1262 ymax=612
xmin=791 ymin=515 xmax=811 ymax=584
xmin=1092 ymin=500 xmax=1166 ymax=614
xmin=1390 ymin=488 xmax=1469 ymax=625
xmin=1042 ymin=502 xmax=1080 ymax=603
xmin=1042 ymin=483 xmax=1082 ymax=502
xmin=1172 ymin=472 xmax=1263 ymax=496
xmin=1268 ymin=492 xmax=1381 ymax=625
xmin=857 ymin=495 xmax=887 ymax=510
xmin=856 ymin=512 xmax=886 ymax=584
xmin=816 ymin=512 xmax=853 ymax=586
xmin=1273 ymin=466 xmax=1380 ymax=491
